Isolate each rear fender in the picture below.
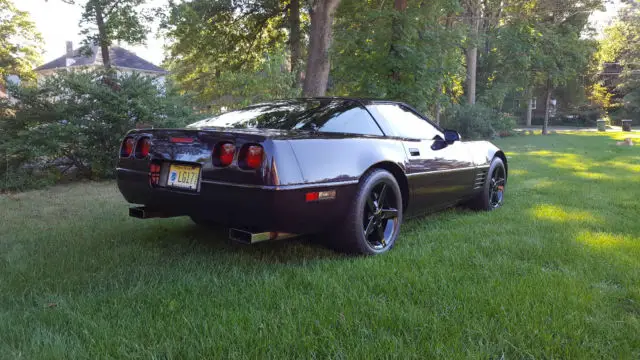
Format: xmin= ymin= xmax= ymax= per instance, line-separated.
xmin=287 ymin=138 xmax=407 ymax=184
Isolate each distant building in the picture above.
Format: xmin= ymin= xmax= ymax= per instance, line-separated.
xmin=34 ymin=41 xmax=168 ymax=87
xmin=0 ymin=75 xmax=21 ymax=102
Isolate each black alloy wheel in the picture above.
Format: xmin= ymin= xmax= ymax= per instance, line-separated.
xmin=468 ymin=156 xmax=507 ymax=211
xmin=332 ymin=169 xmax=403 ymax=255
xmin=488 ymin=163 xmax=506 ymax=209
xmin=363 ymin=182 xmax=400 ymax=251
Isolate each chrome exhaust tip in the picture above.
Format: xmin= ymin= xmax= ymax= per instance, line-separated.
xmin=128 ymin=206 xmax=179 ymax=219
xmin=229 ymin=228 xmax=298 ymax=244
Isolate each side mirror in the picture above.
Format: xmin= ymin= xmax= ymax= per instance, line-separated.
xmin=444 ymin=129 xmax=461 ymax=144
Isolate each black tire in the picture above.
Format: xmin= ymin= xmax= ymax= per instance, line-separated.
xmin=469 ymin=157 xmax=507 ymax=211
xmin=331 ymin=169 xmax=403 ymax=255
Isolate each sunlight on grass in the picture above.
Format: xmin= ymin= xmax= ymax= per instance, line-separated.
xmin=573 ymin=171 xmax=615 ymax=180
xmin=520 ymin=178 xmax=553 ymax=189
xmin=531 ymin=204 xmax=598 ymax=223
xmin=552 ymin=153 xmax=590 ymax=172
xmin=604 ymin=161 xmax=640 ymax=173
xmin=528 ymin=150 xmax=555 ymax=157
xmin=509 ymin=169 xmax=528 ymax=176
xmin=576 ymin=231 xmax=630 ymax=249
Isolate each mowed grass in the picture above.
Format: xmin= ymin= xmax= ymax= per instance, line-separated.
xmin=1 ymin=132 xmax=639 ymax=359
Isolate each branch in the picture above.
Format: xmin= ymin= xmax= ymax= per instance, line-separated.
xmin=104 ymin=0 xmax=125 ymax=18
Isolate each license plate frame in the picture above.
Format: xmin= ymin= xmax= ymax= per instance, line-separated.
xmin=166 ymin=163 xmax=201 ymax=191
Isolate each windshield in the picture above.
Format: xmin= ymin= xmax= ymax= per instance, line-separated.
xmin=187 ymin=99 xmax=375 ymax=133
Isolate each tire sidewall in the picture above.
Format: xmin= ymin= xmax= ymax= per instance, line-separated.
xmin=483 ymin=157 xmax=506 ymax=211
xmin=352 ymin=170 xmax=403 ymax=254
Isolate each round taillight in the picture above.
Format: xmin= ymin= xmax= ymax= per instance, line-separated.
xmin=243 ymin=145 xmax=264 ymax=169
xmin=120 ymin=137 xmax=135 ymax=158
xmin=135 ymin=137 xmax=151 ymax=158
xmin=213 ymin=142 xmax=236 ymax=167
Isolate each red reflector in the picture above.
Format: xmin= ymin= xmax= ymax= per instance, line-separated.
xmin=170 ymin=137 xmax=193 ymax=143
xmin=245 ymin=145 xmax=263 ymax=169
xmin=149 ymin=163 xmax=161 ymax=186
xmin=306 ymin=190 xmax=336 ymax=202
xmin=136 ymin=137 xmax=151 ymax=158
xmin=305 ymin=192 xmax=319 ymax=202
xmin=120 ymin=137 xmax=135 ymax=157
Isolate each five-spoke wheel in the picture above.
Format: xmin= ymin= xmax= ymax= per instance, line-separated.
xmin=468 ymin=156 xmax=507 ymax=211
xmin=332 ymin=169 xmax=403 ymax=255
xmin=363 ymin=182 xmax=400 ymax=251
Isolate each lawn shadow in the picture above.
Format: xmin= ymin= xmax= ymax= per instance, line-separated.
xmin=124 ymin=217 xmax=343 ymax=266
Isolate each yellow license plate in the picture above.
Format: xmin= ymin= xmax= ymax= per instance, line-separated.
xmin=167 ymin=164 xmax=200 ymax=191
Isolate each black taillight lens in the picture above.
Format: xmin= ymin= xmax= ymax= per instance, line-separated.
xmin=120 ymin=137 xmax=135 ymax=158
xmin=135 ymin=137 xmax=151 ymax=159
xmin=239 ymin=144 xmax=264 ymax=169
xmin=213 ymin=142 xmax=236 ymax=167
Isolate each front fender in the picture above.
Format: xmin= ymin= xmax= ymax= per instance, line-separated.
xmin=463 ymin=140 xmax=504 ymax=168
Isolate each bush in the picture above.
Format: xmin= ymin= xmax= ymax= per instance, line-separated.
xmin=0 ymin=70 xmax=197 ymax=191
xmin=441 ymin=103 xmax=516 ymax=139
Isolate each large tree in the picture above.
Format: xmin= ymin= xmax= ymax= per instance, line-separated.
xmin=528 ymin=0 xmax=602 ymax=134
xmin=55 ymin=0 xmax=151 ymax=70
xmin=462 ymin=0 xmax=480 ymax=104
xmin=0 ymin=0 xmax=43 ymax=84
xmin=595 ymin=0 xmax=640 ymax=121
xmin=302 ymin=0 xmax=342 ymax=96
xmin=331 ymin=0 xmax=463 ymax=112
xmin=162 ymin=0 xmax=302 ymax=105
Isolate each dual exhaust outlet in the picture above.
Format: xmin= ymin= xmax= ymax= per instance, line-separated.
xmin=129 ymin=206 xmax=297 ymax=244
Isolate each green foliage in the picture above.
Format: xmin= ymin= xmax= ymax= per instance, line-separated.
xmin=0 ymin=0 xmax=43 ymax=83
xmin=441 ymin=103 xmax=516 ymax=139
xmin=595 ymin=2 xmax=640 ymax=122
xmin=0 ymin=71 xmax=195 ymax=191
xmin=331 ymin=0 xmax=464 ymax=113
xmin=162 ymin=0 xmax=297 ymax=107
xmin=78 ymin=0 xmax=151 ymax=51
xmin=200 ymin=53 xmax=300 ymax=112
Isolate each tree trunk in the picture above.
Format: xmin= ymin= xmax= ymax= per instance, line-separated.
xmin=390 ymin=0 xmax=408 ymax=82
xmin=434 ymin=81 xmax=443 ymax=125
xmin=543 ymin=83 xmax=552 ymax=135
xmin=94 ymin=4 xmax=111 ymax=70
xmin=289 ymin=0 xmax=302 ymax=86
xmin=466 ymin=46 xmax=477 ymax=104
xmin=464 ymin=0 xmax=480 ymax=105
xmin=526 ymin=97 xmax=533 ymax=127
xmin=303 ymin=0 xmax=342 ymax=97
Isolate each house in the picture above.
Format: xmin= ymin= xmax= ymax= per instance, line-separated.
xmin=0 ymin=75 xmax=21 ymax=102
xmin=34 ymin=41 xmax=168 ymax=86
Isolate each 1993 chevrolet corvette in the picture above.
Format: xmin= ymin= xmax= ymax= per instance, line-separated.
xmin=117 ymin=98 xmax=507 ymax=254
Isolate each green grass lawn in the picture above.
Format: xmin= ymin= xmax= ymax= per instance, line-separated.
xmin=1 ymin=132 xmax=639 ymax=359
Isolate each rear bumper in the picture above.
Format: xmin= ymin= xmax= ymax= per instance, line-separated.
xmin=116 ymin=168 xmax=358 ymax=234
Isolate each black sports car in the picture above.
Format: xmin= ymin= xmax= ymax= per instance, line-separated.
xmin=117 ymin=98 xmax=507 ymax=254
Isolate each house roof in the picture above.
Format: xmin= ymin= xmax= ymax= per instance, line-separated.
xmin=35 ymin=46 xmax=167 ymax=74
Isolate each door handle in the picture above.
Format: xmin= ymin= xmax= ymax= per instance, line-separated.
xmin=409 ymin=148 xmax=420 ymax=156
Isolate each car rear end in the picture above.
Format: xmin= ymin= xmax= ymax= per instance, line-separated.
xmin=116 ymin=128 xmax=356 ymax=235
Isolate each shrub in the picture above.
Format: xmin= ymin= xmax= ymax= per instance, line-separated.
xmin=441 ymin=103 xmax=516 ymax=139
xmin=0 ymin=70 xmax=197 ymax=191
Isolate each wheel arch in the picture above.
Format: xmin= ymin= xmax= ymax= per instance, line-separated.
xmin=494 ymin=150 xmax=508 ymax=176
xmin=363 ymin=161 xmax=410 ymax=212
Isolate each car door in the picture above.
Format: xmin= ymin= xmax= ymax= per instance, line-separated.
xmin=366 ymin=104 xmax=476 ymax=216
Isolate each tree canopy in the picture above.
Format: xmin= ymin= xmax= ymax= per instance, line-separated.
xmin=54 ymin=0 xmax=151 ymax=69
xmin=0 ymin=0 xmax=43 ymax=84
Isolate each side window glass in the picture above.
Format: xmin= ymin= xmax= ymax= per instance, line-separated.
xmin=368 ymin=104 xmax=441 ymax=140
xmin=314 ymin=107 xmax=383 ymax=136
